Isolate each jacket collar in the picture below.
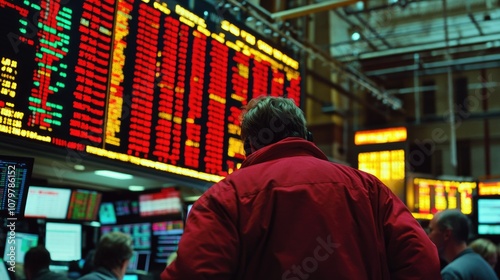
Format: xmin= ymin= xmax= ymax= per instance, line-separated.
xmin=241 ymin=137 xmax=328 ymax=168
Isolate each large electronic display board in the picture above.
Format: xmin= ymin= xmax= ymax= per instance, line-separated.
xmin=0 ymin=0 xmax=302 ymax=182
xmin=407 ymin=177 xmax=477 ymax=219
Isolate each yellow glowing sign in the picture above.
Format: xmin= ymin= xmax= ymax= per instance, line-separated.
xmin=358 ymin=150 xmax=405 ymax=181
xmin=354 ymin=127 xmax=407 ymax=145
xmin=411 ymin=212 xmax=434 ymax=220
xmin=478 ymin=181 xmax=500 ymax=195
xmin=413 ymin=178 xmax=477 ymax=215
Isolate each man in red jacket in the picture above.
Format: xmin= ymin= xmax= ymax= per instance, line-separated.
xmin=162 ymin=96 xmax=441 ymax=279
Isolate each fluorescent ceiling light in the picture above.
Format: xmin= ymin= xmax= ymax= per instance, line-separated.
xmin=128 ymin=185 xmax=145 ymax=192
xmin=89 ymin=221 xmax=101 ymax=227
xmin=351 ymin=32 xmax=361 ymax=41
xmin=94 ymin=170 xmax=133 ymax=180
xmin=74 ymin=164 xmax=85 ymax=171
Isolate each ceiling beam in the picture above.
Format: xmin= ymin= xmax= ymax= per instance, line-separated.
xmin=226 ymin=0 xmax=403 ymax=110
xmin=270 ymin=0 xmax=358 ymax=21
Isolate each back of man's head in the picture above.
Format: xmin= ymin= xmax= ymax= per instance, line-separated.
xmin=24 ymin=246 xmax=51 ymax=277
xmin=93 ymin=232 xmax=133 ymax=271
xmin=241 ymin=96 xmax=307 ymax=154
xmin=437 ymin=209 xmax=471 ymax=243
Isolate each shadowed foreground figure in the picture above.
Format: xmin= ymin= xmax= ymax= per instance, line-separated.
xmin=24 ymin=246 xmax=70 ymax=280
xmin=162 ymin=96 xmax=441 ymax=280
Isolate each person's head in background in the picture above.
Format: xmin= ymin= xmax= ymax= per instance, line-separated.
xmin=469 ymin=238 xmax=498 ymax=269
xmin=241 ymin=96 xmax=308 ymax=156
xmin=94 ymin=232 xmax=133 ymax=280
xmin=24 ymin=246 xmax=51 ymax=280
xmin=428 ymin=209 xmax=471 ymax=262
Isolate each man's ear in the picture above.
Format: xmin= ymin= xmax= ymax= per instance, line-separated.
xmin=443 ymin=228 xmax=452 ymax=241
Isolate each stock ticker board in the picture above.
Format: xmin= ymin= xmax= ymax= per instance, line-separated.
xmin=0 ymin=0 xmax=302 ymax=182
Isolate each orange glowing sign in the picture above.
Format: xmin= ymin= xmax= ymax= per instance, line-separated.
xmin=478 ymin=181 xmax=500 ymax=195
xmin=354 ymin=127 xmax=407 ymax=145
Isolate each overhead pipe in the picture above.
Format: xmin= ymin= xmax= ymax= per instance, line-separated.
xmin=224 ymin=0 xmax=403 ymax=111
xmin=414 ymin=53 xmax=421 ymax=124
xmin=333 ymin=10 xmax=378 ymax=51
xmin=365 ymin=53 xmax=500 ymax=76
xmin=443 ymin=0 xmax=458 ymax=170
xmin=352 ymin=12 xmax=392 ymax=49
xmin=481 ymin=69 xmax=491 ymax=175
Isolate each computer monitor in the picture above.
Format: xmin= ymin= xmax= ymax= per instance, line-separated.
xmin=67 ymin=189 xmax=102 ymax=221
xmin=45 ymin=222 xmax=82 ymax=261
xmin=100 ymin=223 xmax=151 ymax=250
xmin=99 ymin=202 xmax=117 ymax=225
xmin=0 ymin=258 xmax=11 ymax=280
xmin=0 ymin=155 xmax=34 ymax=217
xmin=24 ymin=186 xmax=72 ymax=219
xmin=3 ymin=232 xmax=38 ymax=264
xmin=477 ymin=198 xmax=500 ymax=235
xmin=139 ymin=188 xmax=181 ymax=217
xmin=114 ymin=200 xmax=140 ymax=217
xmin=127 ymin=250 xmax=151 ymax=272
xmin=123 ymin=274 xmax=139 ymax=280
xmin=151 ymin=221 xmax=183 ymax=264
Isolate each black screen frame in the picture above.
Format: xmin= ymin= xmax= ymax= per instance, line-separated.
xmin=0 ymin=155 xmax=34 ymax=217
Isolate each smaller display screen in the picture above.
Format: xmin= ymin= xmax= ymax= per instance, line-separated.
xmin=99 ymin=202 xmax=117 ymax=225
xmin=67 ymin=189 xmax=102 ymax=221
xmin=0 ymin=258 xmax=10 ymax=280
xmin=0 ymin=155 xmax=34 ymax=217
xmin=3 ymin=233 xmax=38 ymax=264
xmin=478 ymin=199 xmax=500 ymax=224
xmin=127 ymin=250 xmax=151 ymax=272
xmin=151 ymin=221 xmax=183 ymax=264
xmin=101 ymin=223 xmax=151 ymax=250
xmin=24 ymin=186 xmax=71 ymax=219
xmin=139 ymin=188 xmax=181 ymax=217
xmin=45 ymin=222 xmax=82 ymax=261
xmin=114 ymin=200 xmax=140 ymax=217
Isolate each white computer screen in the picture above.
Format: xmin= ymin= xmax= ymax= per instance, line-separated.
xmin=45 ymin=222 xmax=82 ymax=261
xmin=24 ymin=186 xmax=72 ymax=219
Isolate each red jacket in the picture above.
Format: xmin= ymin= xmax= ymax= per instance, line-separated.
xmin=162 ymin=138 xmax=441 ymax=280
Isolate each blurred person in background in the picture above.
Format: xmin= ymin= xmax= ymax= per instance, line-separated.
xmin=24 ymin=246 xmax=70 ymax=280
xmin=162 ymin=96 xmax=441 ymax=280
xmin=469 ymin=238 xmax=498 ymax=269
xmin=428 ymin=209 xmax=498 ymax=280
xmin=78 ymin=232 xmax=133 ymax=280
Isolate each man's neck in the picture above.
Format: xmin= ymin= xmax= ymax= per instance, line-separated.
xmin=443 ymin=242 xmax=468 ymax=263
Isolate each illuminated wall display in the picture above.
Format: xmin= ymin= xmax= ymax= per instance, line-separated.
xmin=358 ymin=150 xmax=405 ymax=181
xmin=0 ymin=0 xmax=302 ymax=182
xmin=411 ymin=178 xmax=477 ymax=216
xmin=354 ymin=127 xmax=407 ymax=145
xmin=355 ymin=127 xmax=407 ymax=200
xmin=478 ymin=181 xmax=500 ymax=196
